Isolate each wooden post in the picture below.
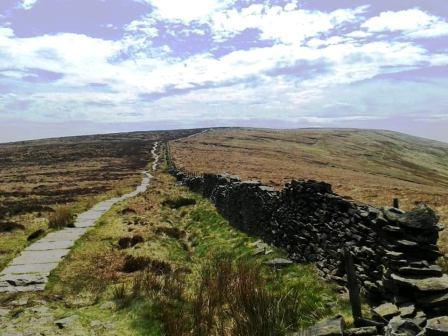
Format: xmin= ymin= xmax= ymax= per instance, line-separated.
xmin=344 ymin=247 xmax=363 ymax=326
xmin=393 ymin=198 xmax=400 ymax=209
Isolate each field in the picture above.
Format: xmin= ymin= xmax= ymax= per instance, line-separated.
xmin=171 ymin=128 xmax=448 ymax=257
xmin=0 ymin=129 xmax=201 ymax=269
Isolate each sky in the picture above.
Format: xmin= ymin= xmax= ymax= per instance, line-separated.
xmin=0 ymin=0 xmax=447 ymax=143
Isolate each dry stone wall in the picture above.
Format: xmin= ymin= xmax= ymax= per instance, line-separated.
xmin=169 ymin=165 xmax=447 ymax=318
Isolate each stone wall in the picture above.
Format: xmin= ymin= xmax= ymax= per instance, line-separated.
xmin=169 ymin=165 xmax=447 ymax=317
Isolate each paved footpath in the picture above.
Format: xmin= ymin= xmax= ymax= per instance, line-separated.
xmin=0 ymin=142 xmax=160 ymax=293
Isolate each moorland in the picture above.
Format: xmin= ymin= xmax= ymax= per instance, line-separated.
xmin=171 ymin=128 xmax=448 ymax=259
xmin=1 ymin=127 xmax=447 ymax=335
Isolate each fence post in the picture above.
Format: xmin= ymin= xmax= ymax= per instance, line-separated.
xmin=344 ymin=247 xmax=363 ymax=326
xmin=393 ymin=198 xmax=400 ymax=209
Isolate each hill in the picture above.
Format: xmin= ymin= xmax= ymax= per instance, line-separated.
xmin=171 ymin=128 xmax=448 ymax=256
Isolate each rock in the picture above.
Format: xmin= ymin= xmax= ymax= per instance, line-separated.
xmin=30 ymin=305 xmax=50 ymax=314
xmin=426 ymin=316 xmax=448 ymax=336
xmin=100 ymin=301 xmax=115 ymax=310
xmin=264 ymin=258 xmax=293 ymax=268
xmin=10 ymin=298 xmax=28 ymax=306
xmin=397 ymin=204 xmax=439 ymax=230
xmin=399 ymin=303 xmax=416 ymax=318
xmin=398 ymin=265 xmax=443 ymax=277
xmin=386 ymin=315 xmax=422 ymax=336
xmin=390 ymin=273 xmax=448 ymax=292
xmin=54 ymin=315 xmax=79 ymax=329
xmin=90 ymin=320 xmax=103 ymax=328
xmin=252 ymin=246 xmax=266 ymax=256
xmin=344 ymin=326 xmax=378 ymax=335
xmin=307 ymin=316 xmax=345 ymax=336
xmin=0 ymin=307 xmax=10 ymax=317
xmin=383 ymin=208 xmax=405 ymax=221
xmin=373 ymin=302 xmax=400 ymax=320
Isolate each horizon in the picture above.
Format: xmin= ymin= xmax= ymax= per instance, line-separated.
xmin=2 ymin=126 xmax=448 ymax=146
xmin=1 ymin=0 xmax=448 ymax=142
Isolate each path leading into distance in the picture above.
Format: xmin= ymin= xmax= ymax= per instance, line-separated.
xmin=0 ymin=142 xmax=160 ymax=292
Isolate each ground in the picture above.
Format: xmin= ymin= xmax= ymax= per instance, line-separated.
xmin=170 ymin=128 xmax=448 ymax=261
xmin=0 ymin=162 xmax=350 ymax=335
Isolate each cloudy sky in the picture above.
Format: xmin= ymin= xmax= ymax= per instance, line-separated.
xmin=0 ymin=0 xmax=447 ymax=142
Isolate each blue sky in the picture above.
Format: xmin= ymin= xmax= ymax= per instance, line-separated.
xmin=0 ymin=0 xmax=447 ymax=142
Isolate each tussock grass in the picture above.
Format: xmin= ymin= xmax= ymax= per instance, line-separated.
xmin=48 ymin=205 xmax=75 ymax=229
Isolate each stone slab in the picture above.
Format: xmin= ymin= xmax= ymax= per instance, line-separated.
xmin=1 ymin=262 xmax=57 ymax=274
xmin=39 ymin=228 xmax=87 ymax=242
xmin=25 ymin=240 xmax=74 ymax=251
xmin=11 ymin=249 xmax=70 ymax=265
xmin=391 ymin=273 xmax=448 ymax=292
xmin=0 ymin=273 xmax=47 ymax=287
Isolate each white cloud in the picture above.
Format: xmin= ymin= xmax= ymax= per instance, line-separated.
xmin=211 ymin=5 xmax=368 ymax=44
xmin=145 ymin=0 xmax=234 ymax=23
xmin=2 ymin=2 xmax=448 ymax=128
xmin=20 ymin=0 xmax=38 ymax=10
xmin=362 ymin=9 xmax=448 ymax=38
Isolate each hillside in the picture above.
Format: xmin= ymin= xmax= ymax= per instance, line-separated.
xmin=171 ymin=128 xmax=448 ymax=255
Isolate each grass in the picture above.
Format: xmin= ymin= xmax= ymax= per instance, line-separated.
xmin=48 ymin=205 xmax=75 ymax=229
xmin=0 ymin=164 xmax=350 ymax=335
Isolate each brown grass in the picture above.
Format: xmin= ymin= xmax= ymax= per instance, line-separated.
xmin=144 ymin=256 xmax=321 ymax=336
xmin=48 ymin=205 xmax=75 ymax=229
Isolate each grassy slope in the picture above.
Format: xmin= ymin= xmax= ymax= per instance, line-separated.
xmin=171 ymin=128 xmax=448 ymax=257
xmin=0 ymin=165 xmax=350 ymax=335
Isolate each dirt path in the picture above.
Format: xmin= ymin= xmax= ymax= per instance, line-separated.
xmin=0 ymin=142 xmax=160 ymax=293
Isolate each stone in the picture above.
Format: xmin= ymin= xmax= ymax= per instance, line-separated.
xmin=426 ymin=316 xmax=448 ymax=336
xmin=373 ymin=302 xmax=400 ymax=320
xmin=90 ymin=320 xmax=103 ymax=328
xmin=399 ymin=303 xmax=416 ymax=318
xmin=11 ymin=249 xmax=71 ymax=265
xmin=31 ymin=305 xmax=50 ymax=314
xmin=26 ymin=240 xmax=74 ymax=251
xmin=386 ymin=315 xmax=422 ymax=336
xmin=383 ymin=208 xmax=405 ymax=221
xmin=398 ymin=265 xmax=443 ymax=277
xmin=0 ymin=307 xmax=10 ymax=317
xmin=344 ymin=326 xmax=378 ymax=335
xmin=252 ymin=246 xmax=266 ymax=256
xmin=307 ymin=316 xmax=345 ymax=336
xmin=54 ymin=315 xmax=79 ymax=329
xmin=397 ymin=204 xmax=439 ymax=230
xmin=264 ymin=258 xmax=293 ymax=268
xmin=417 ymin=290 xmax=448 ymax=308
xmin=100 ymin=301 xmax=115 ymax=310
xmin=10 ymin=298 xmax=28 ymax=306
xmin=390 ymin=274 xmax=448 ymax=292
